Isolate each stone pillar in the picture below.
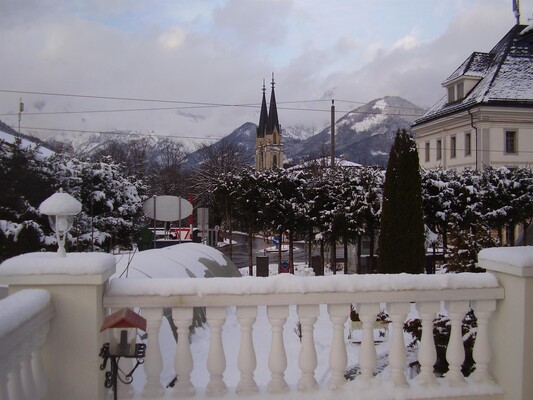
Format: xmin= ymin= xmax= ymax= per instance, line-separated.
xmin=0 ymin=252 xmax=116 ymax=400
xmin=479 ymin=247 xmax=533 ymax=400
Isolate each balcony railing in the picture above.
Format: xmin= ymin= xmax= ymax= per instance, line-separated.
xmin=103 ymin=273 xmax=504 ymax=399
xmin=0 ymin=246 xmax=532 ymax=400
xmin=0 ymin=289 xmax=54 ymax=400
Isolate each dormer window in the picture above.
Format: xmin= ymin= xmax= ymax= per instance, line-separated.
xmin=456 ymin=82 xmax=464 ymax=99
xmin=447 ymin=81 xmax=466 ymax=103
xmin=448 ymin=86 xmax=455 ymax=102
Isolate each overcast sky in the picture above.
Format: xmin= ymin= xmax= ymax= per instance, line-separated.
xmin=1 ymin=0 xmax=532 ymax=144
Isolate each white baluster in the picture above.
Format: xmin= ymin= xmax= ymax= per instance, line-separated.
xmin=356 ymin=303 xmax=379 ymax=386
xmin=387 ymin=303 xmax=409 ymax=387
xmin=206 ymin=307 xmax=227 ymax=396
xmin=297 ymin=304 xmax=319 ymax=392
xmin=267 ymin=305 xmax=289 ymax=393
xmin=32 ymin=324 xmax=49 ymax=399
xmin=327 ymin=304 xmax=349 ymax=390
xmin=172 ymin=307 xmax=195 ymax=397
xmin=20 ymin=351 xmax=38 ymax=399
xmin=7 ymin=357 xmax=24 ymax=400
xmin=415 ymin=301 xmax=440 ymax=387
xmin=142 ymin=307 xmax=164 ymax=397
xmin=0 ymin=365 xmax=9 ymax=400
xmin=471 ymin=300 xmax=496 ymax=383
xmin=236 ymin=306 xmax=258 ymax=395
xmin=445 ymin=300 xmax=469 ymax=386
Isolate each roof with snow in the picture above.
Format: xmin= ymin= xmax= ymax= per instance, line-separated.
xmin=288 ymin=157 xmax=362 ymax=171
xmin=414 ymin=24 xmax=533 ymax=126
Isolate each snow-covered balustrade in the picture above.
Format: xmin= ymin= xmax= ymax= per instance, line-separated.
xmin=0 ymin=289 xmax=54 ymax=400
xmin=104 ymin=272 xmax=505 ymax=399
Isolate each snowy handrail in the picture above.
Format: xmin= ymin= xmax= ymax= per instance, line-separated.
xmin=0 ymin=289 xmax=54 ymax=400
xmin=104 ymin=272 xmax=505 ymax=399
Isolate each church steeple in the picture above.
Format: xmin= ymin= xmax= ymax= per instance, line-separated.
xmin=257 ymin=80 xmax=268 ymax=138
xmin=267 ymin=74 xmax=280 ymax=136
xmin=255 ymin=74 xmax=284 ymax=170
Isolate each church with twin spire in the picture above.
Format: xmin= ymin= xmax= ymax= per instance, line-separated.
xmin=255 ymin=75 xmax=284 ymax=170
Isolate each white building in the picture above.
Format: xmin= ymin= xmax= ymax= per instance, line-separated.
xmin=412 ymin=22 xmax=533 ymax=171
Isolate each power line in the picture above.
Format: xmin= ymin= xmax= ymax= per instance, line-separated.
xmin=0 ymin=88 xmax=427 ymax=116
xmin=0 ymin=104 xmax=425 ymax=118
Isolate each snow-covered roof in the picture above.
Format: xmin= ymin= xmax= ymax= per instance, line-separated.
xmin=289 ymin=157 xmax=362 ymax=170
xmin=415 ymin=24 xmax=533 ymax=126
xmin=114 ymin=243 xmax=241 ymax=279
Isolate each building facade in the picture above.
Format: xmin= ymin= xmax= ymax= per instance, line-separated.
xmin=255 ymin=77 xmax=284 ymax=170
xmin=412 ymin=23 xmax=533 ymax=171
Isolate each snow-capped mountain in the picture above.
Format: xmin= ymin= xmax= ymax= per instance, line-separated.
xmin=286 ymin=96 xmax=425 ymax=166
xmin=9 ymin=96 xmax=425 ymax=168
xmin=179 ymin=96 xmax=425 ymax=169
xmin=181 ymin=122 xmax=257 ymax=170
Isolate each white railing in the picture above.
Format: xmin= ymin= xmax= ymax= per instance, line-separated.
xmin=0 ymin=289 xmax=54 ymax=400
xmin=103 ymin=273 xmax=505 ymax=399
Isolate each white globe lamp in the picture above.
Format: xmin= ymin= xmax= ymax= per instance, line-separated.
xmin=39 ymin=188 xmax=82 ymax=257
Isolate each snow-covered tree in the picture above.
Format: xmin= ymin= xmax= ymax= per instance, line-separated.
xmin=357 ymin=166 xmax=384 ymax=272
xmin=45 ymin=154 xmax=146 ymax=252
xmin=0 ymin=138 xmax=55 ymax=261
xmin=445 ymin=222 xmax=499 ymax=273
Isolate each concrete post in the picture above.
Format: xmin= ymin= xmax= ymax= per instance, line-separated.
xmin=478 ymin=247 xmax=533 ymax=400
xmin=0 ymin=252 xmax=116 ymax=400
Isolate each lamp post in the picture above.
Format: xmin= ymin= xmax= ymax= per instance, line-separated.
xmin=39 ymin=188 xmax=82 ymax=257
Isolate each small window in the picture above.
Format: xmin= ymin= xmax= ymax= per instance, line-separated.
xmin=505 ymin=130 xmax=517 ymax=154
xmin=465 ymin=132 xmax=472 ymax=156
xmin=450 ymin=136 xmax=456 ymax=158
xmin=447 ymin=86 xmax=455 ymax=103
xmin=456 ymin=82 xmax=464 ymax=99
xmin=436 ymin=139 xmax=442 ymax=161
xmin=425 ymin=141 xmax=430 ymax=162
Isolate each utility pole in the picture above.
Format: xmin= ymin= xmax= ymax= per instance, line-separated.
xmin=330 ymin=99 xmax=335 ymax=168
xmin=18 ymin=98 xmax=24 ymax=137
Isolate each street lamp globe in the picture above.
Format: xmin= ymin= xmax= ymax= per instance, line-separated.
xmin=39 ymin=188 xmax=82 ymax=257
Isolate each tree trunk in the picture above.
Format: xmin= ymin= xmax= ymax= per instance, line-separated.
xmin=331 ymin=235 xmax=337 ymax=275
xmin=226 ymin=201 xmax=233 ymax=259
xmin=248 ymin=221 xmax=253 ymax=276
xmin=508 ymin=223 xmax=516 ymax=246
xmin=442 ymin=228 xmax=448 ymax=258
xmin=343 ymin=230 xmax=348 ymax=275
xmin=369 ymin=227 xmax=375 ymax=273
xmin=357 ymin=236 xmax=362 ymax=274
xmin=308 ymin=226 xmax=313 ymax=267
xmin=288 ymin=231 xmax=294 ymax=274
xmin=523 ymin=220 xmax=530 ymax=246
xmin=278 ymin=229 xmax=283 ymax=273
xmin=320 ymin=238 xmax=325 ymax=271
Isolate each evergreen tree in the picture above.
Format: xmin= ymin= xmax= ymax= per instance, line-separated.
xmin=445 ymin=222 xmax=499 ymax=273
xmin=378 ymin=129 xmax=425 ymax=274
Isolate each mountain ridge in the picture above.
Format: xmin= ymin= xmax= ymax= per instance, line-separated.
xmin=2 ymin=95 xmax=425 ymax=168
